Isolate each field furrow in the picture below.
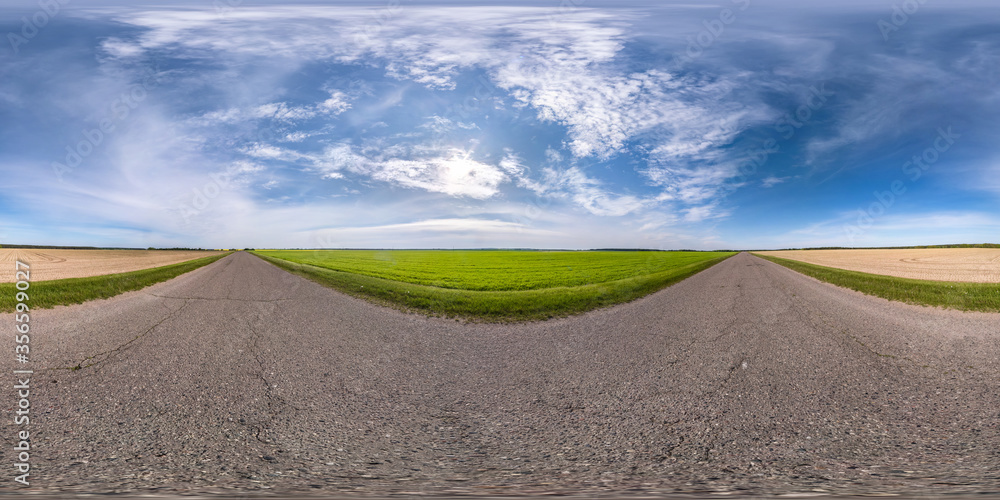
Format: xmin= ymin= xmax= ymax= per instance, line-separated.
xmin=0 ymin=249 xmax=225 ymax=282
xmin=755 ymin=248 xmax=1000 ymax=283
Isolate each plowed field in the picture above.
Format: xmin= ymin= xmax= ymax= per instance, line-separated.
xmin=0 ymin=249 xmax=225 ymax=282
xmin=755 ymin=248 xmax=1000 ymax=283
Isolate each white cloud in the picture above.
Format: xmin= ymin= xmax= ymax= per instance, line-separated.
xmin=379 ymin=156 xmax=507 ymax=199
xmin=191 ymin=90 xmax=352 ymax=127
xmin=242 ymin=143 xmax=307 ymax=162
xmin=318 ymin=91 xmax=351 ymax=114
xmin=559 ymin=168 xmax=648 ymax=217
xmin=419 ymin=115 xmax=469 ymax=133
xmin=519 ymin=166 xmax=653 ymax=217
xmin=281 ymin=131 xmax=314 ymax=142
xmin=761 ymin=176 xmax=789 ymax=188
xmin=643 ymin=159 xmax=740 ymax=206
xmin=544 ymin=147 xmax=563 ymax=164
xmin=683 ymin=203 xmax=729 ymax=223
xmin=316 ymin=144 xmax=509 ymax=200
xmin=324 ymin=218 xmax=562 ymax=237
xmin=308 ymin=142 xmax=660 ymax=213
xmin=228 ymin=159 xmax=265 ymax=176
xmin=100 ymin=37 xmax=144 ymax=58
xmin=498 ymin=152 xmax=525 ymax=176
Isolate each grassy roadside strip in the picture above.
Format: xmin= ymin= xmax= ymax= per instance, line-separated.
xmin=753 ymin=253 xmax=1000 ymax=313
xmin=252 ymin=251 xmax=735 ymax=322
xmin=0 ymin=252 xmax=231 ymax=312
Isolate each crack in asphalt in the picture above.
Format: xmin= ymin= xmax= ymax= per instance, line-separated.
xmin=50 ymin=254 xmax=249 ymax=373
xmin=770 ymin=270 xmax=931 ymax=377
xmin=146 ymin=293 xmax=294 ymax=303
xmin=843 ymin=330 xmax=929 ymax=374
xmin=662 ymin=269 xmax=753 ymax=465
xmin=750 ymin=254 xmax=929 ymax=377
xmin=58 ymin=297 xmax=192 ymax=372
xmin=241 ymin=308 xmax=302 ymax=446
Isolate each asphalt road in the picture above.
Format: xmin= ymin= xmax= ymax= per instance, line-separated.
xmin=2 ymin=251 xmax=998 ymax=497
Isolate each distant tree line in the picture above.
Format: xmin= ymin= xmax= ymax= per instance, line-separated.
xmin=0 ymin=244 xmax=139 ymax=250
xmin=148 ymin=247 xmax=215 ymax=251
xmin=761 ymin=243 xmax=1000 ymax=251
xmin=0 ymin=244 xmax=214 ymax=250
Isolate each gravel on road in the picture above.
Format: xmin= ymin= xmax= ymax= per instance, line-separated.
xmin=2 ymin=251 xmax=998 ymax=497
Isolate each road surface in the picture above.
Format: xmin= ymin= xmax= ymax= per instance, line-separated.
xmin=2 ymin=252 xmax=998 ymax=497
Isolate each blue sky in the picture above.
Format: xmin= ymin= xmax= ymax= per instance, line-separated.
xmin=1 ymin=0 xmax=998 ymax=249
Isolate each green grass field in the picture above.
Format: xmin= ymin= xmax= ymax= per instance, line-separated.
xmin=0 ymin=253 xmax=230 ymax=312
xmin=754 ymin=253 xmax=1000 ymax=313
xmin=253 ymin=250 xmax=735 ymax=321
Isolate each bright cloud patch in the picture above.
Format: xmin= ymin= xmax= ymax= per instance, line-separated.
xmin=319 ymin=145 xmax=508 ymax=200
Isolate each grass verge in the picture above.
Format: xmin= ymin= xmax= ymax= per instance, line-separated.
xmin=253 ymin=251 xmax=735 ymax=322
xmin=0 ymin=253 xmax=230 ymax=312
xmin=754 ymin=253 xmax=1000 ymax=313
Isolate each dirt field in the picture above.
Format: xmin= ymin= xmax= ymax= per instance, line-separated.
xmin=0 ymin=249 xmax=225 ymax=282
xmin=756 ymin=248 xmax=1000 ymax=283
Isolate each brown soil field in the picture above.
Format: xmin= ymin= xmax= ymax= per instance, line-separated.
xmin=755 ymin=248 xmax=1000 ymax=283
xmin=0 ymin=249 xmax=225 ymax=282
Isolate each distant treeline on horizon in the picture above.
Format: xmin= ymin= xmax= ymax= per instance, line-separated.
xmin=260 ymin=248 xmax=731 ymax=252
xmin=760 ymin=243 xmax=1000 ymax=251
xmin=0 ymin=244 xmax=215 ymax=251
